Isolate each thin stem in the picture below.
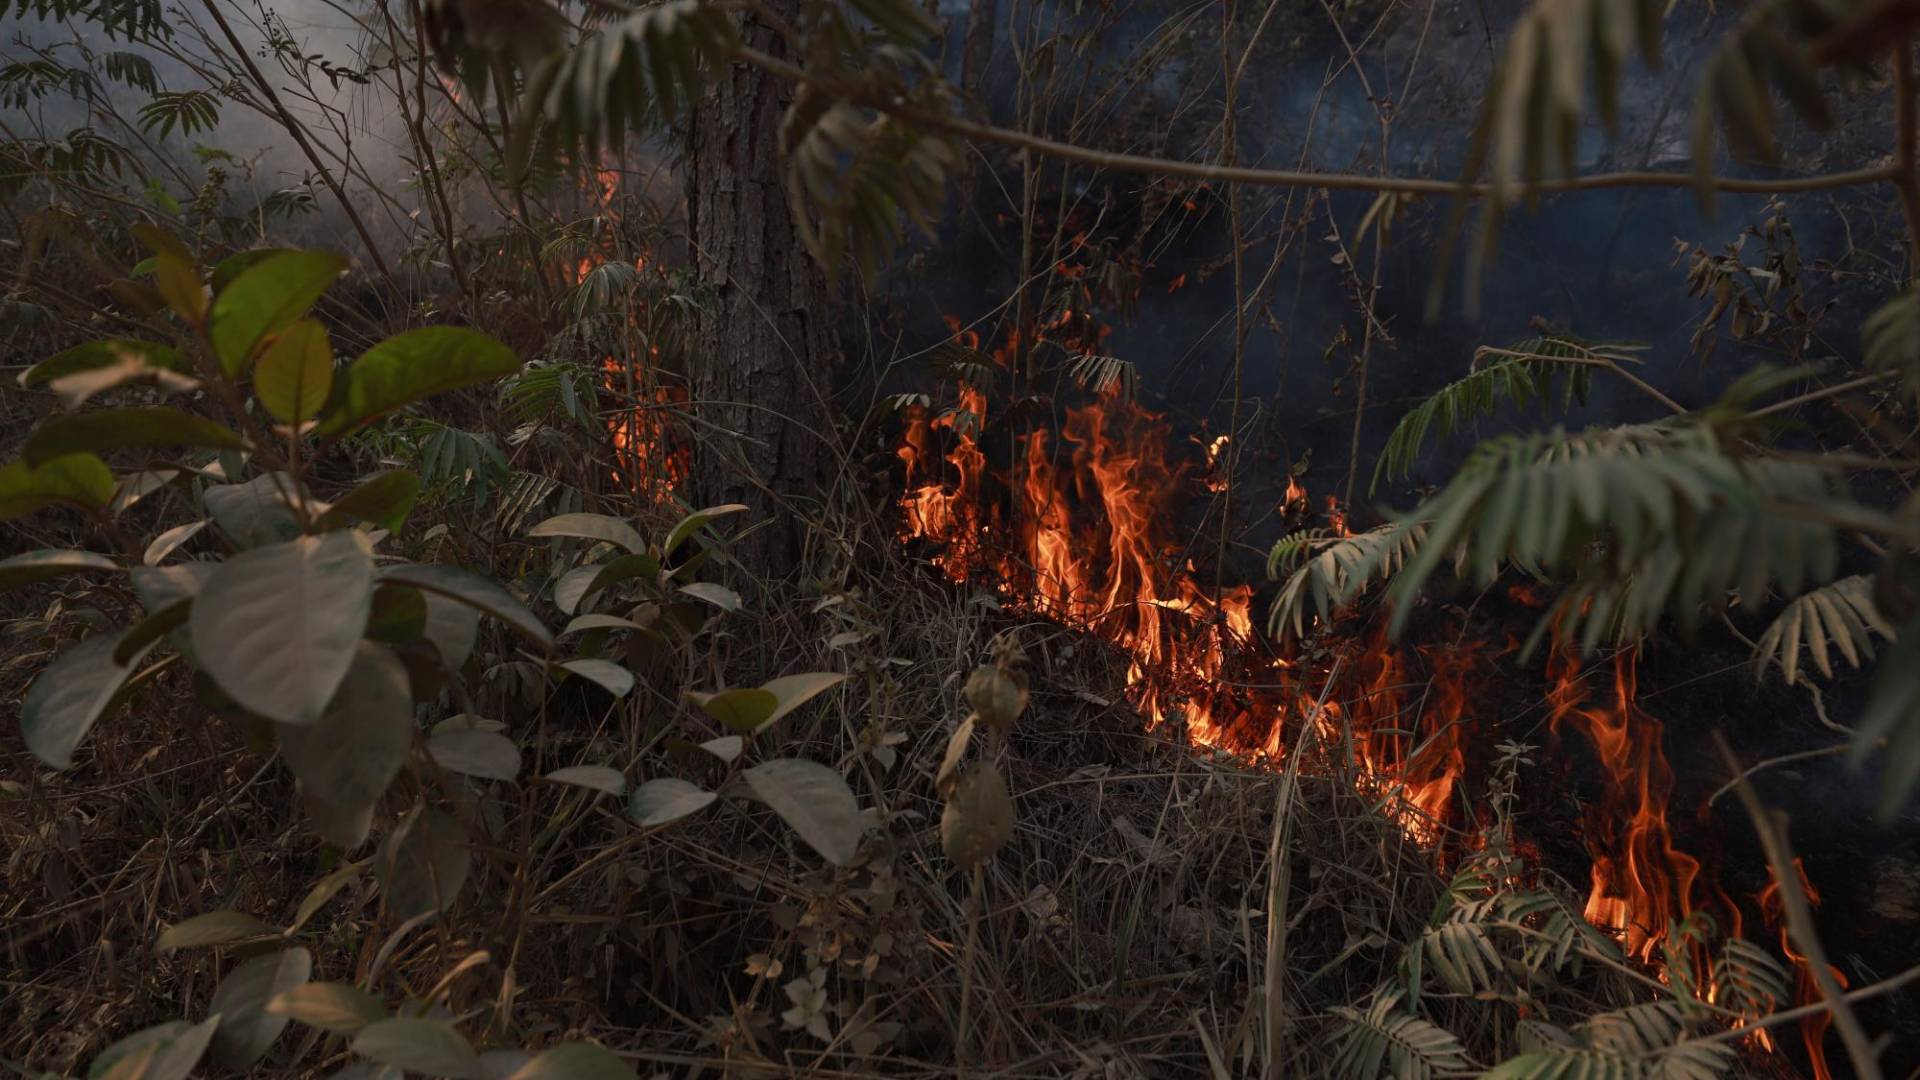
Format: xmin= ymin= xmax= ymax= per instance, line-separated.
xmin=1714 ymin=733 xmax=1881 ymax=1080
xmin=1894 ymin=45 xmax=1920 ymax=284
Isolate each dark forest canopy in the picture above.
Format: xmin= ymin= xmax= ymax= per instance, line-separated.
xmin=7 ymin=0 xmax=1920 ymax=1077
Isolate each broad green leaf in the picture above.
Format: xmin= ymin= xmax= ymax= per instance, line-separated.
xmin=757 ymin=672 xmax=847 ymax=732
xmin=153 ymin=251 xmax=207 ymax=322
xmin=380 ymin=563 xmax=553 ymax=652
xmin=319 ymin=470 xmax=421 ymax=533
xmin=315 ymin=327 xmax=521 ymax=437
xmin=351 ymin=1018 xmax=479 ymax=1079
xmin=427 ymin=728 xmax=522 ymax=782
xmin=698 ymin=735 xmax=742 ymax=763
xmin=742 ymin=759 xmax=862 ymax=866
xmin=114 ymin=598 xmax=190 ymax=663
xmin=552 ymin=565 xmax=602 ymax=615
xmin=20 ymin=338 xmax=183 ymax=388
xmin=277 ymin=643 xmax=413 ymax=849
xmin=663 ymin=503 xmax=750 ymax=559
xmin=203 ymin=473 xmax=305 ymax=548
xmin=559 ymin=658 xmax=634 ymax=698
xmin=254 ymin=319 xmax=334 ymax=423
xmin=209 ymin=250 xmax=346 ymax=374
xmin=527 ymin=512 xmax=644 ymax=554
xmin=378 ymin=806 xmax=471 ymax=920
xmin=630 ymin=778 xmax=715 ymax=827
xmin=677 ymin=581 xmax=741 ymax=612
xmin=132 ymin=562 xmax=214 ymax=610
xmin=90 ymin=1016 xmax=220 ymax=1080
xmin=143 ymin=519 xmax=207 ymax=564
xmin=685 ymin=687 xmax=778 ymax=733
xmin=190 ymin=531 xmax=375 ymax=725
xmin=577 ymin=553 xmax=661 ymax=607
xmin=543 ymin=765 xmax=625 ymax=797
xmin=211 ymin=247 xmax=291 ymax=293
xmin=266 ymin=982 xmax=386 ymax=1035
xmin=0 ymin=548 xmax=118 ymax=592
xmin=22 ymin=629 xmax=148 ymax=768
xmin=504 ymin=1043 xmax=638 ymax=1080
xmin=22 ymin=407 xmax=244 ymax=466
xmin=0 ymin=452 xmax=115 ymax=519
xmin=209 ymin=946 xmax=313 ymax=1068
xmin=421 ymin=591 xmax=481 ymax=671
xmin=157 ymin=909 xmax=276 ymax=951
xmin=561 ymin=613 xmax=643 ymax=635
xmin=365 ymin=585 xmax=429 ymax=646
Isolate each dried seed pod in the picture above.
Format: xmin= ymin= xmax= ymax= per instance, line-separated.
xmin=963 ymin=664 xmax=1026 ymax=731
xmin=941 ymin=763 xmax=1014 ymax=870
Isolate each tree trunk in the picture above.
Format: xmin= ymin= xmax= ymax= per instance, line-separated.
xmin=686 ymin=0 xmax=836 ymax=583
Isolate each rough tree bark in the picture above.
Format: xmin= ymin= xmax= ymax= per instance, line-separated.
xmin=687 ymin=0 xmax=837 ymax=583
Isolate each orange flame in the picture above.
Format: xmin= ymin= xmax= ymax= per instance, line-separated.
xmin=1759 ymin=858 xmax=1846 ymax=1080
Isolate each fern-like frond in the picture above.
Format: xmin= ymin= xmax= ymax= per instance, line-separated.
xmin=1268 ymin=523 xmax=1427 ymax=641
xmin=785 ymin=97 xmax=962 ymax=280
xmin=1372 ymin=335 xmax=1621 ymax=491
xmin=1384 ymin=422 xmax=1844 ymax=652
xmin=137 ymin=91 xmax=221 ymax=140
xmin=1405 ymin=899 xmax=1506 ymax=1001
xmin=499 ymin=360 xmax=598 ymax=429
xmin=8 ymin=0 xmax=167 ymax=39
xmin=1753 ymin=574 xmax=1893 ymax=684
xmin=1067 ymin=353 xmax=1136 ymax=399
xmin=1580 ymin=1001 xmax=1690 ymax=1056
xmin=1330 ymin=988 xmax=1476 ymax=1080
xmin=1498 ymin=887 xmax=1622 ymax=974
xmin=1481 ymin=1047 xmax=1639 ymax=1079
xmin=1708 ymin=937 xmax=1791 ymax=1032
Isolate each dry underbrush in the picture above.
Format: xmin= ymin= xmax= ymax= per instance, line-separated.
xmin=2 ymin=514 xmax=1654 ymax=1077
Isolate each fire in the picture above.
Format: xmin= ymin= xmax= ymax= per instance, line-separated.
xmin=893 ymin=323 xmax=1827 ymax=1072
xmin=1759 ymin=858 xmax=1847 ymax=1080
xmin=1547 ymin=647 xmax=1702 ymax=964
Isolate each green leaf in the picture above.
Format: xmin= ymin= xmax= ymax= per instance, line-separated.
xmin=527 ymin=512 xmax=645 ymax=554
xmin=0 ymin=452 xmax=115 ymax=519
xmin=0 ymin=548 xmax=118 ymax=592
xmin=210 ymin=247 xmax=291 ymax=294
xmin=504 ymin=1043 xmax=637 ymax=1080
xmin=132 ymin=562 xmax=215 ymax=610
xmin=266 ymin=982 xmax=386 ymax=1035
xmin=22 ymin=629 xmax=149 ymax=769
xmin=677 ymin=581 xmax=741 ymax=612
xmin=427 ymin=728 xmax=522 ymax=782
xmin=277 ymin=643 xmax=414 ymax=849
xmin=209 ymin=250 xmax=346 ymax=375
xmin=288 ymin=858 xmax=368 ymax=934
xmin=742 ymin=759 xmax=862 ymax=866
xmin=559 ymin=658 xmax=634 ymax=698
xmin=143 ymin=519 xmax=208 ymax=564
xmin=209 ymin=946 xmax=313 ymax=1068
xmin=23 ymin=406 xmax=246 ymax=466
xmin=421 ymin=591 xmax=481 ymax=671
xmin=254 ymin=319 xmax=334 ymax=423
xmin=685 ymin=687 xmax=778 ymax=733
xmin=20 ymin=338 xmax=184 ymax=388
xmin=630 ymin=778 xmax=716 ymax=827
xmin=89 ymin=1016 xmax=220 ymax=1080
xmin=318 ymin=470 xmax=421 ymax=532
xmin=315 ymin=327 xmax=521 ymax=437
xmin=351 ymin=1018 xmax=479 ymax=1079
xmin=577 ymin=553 xmax=662 ymax=608
xmin=114 ymin=598 xmax=190 ymax=664
xmin=542 ymin=765 xmax=625 ymax=797
xmin=562 ymin=614 xmax=643 ymax=635
xmin=157 ymin=909 xmax=276 ymax=951
xmin=757 ymin=672 xmax=847 ymax=731
xmin=663 ymin=503 xmax=749 ymax=558
xmin=378 ymin=806 xmax=472 ymax=920
xmin=190 ymin=531 xmax=375 ymax=725
xmin=379 ymin=563 xmax=554 ymax=652
xmin=203 ymin=473 xmax=305 ymax=548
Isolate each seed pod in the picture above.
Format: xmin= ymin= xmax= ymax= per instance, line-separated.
xmin=963 ymin=664 xmax=1026 ymax=731
xmin=941 ymin=763 xmax=1014 ymax=870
